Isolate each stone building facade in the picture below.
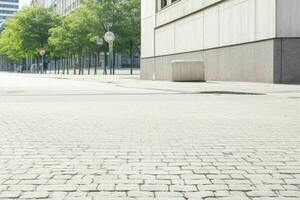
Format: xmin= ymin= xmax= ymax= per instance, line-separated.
xmin=141 ymin=0 xmax=300 ymax=83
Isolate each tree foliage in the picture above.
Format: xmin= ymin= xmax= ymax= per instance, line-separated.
xmin=0 ymin=17 xmax=23 ymax=61
xmin=0 ymin=0 xmax=141 ymax=69
xmin=0 ymin=6 xmax=60 ymax=61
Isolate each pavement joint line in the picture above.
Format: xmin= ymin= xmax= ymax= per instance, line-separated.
xmin=0 ymin=91 xmax=267 ymax=96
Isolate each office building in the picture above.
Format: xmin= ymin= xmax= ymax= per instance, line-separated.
xmin=141 ymin=0 xmax=300 ymax=83
xmin=32 ymin=0 xmax=80 ymax=15
xmin=0 ymin=0 xmax=19 ymax=26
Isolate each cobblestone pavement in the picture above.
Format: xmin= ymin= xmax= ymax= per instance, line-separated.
xmin=0 ymin=72 xmax=299 ymax=200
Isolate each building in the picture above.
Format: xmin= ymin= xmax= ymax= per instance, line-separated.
xmin=141 ymin=0 xmax=300 ymax=83
xmin=31 ymin=0 xmax=80 ymax=15
xmin=0 ymin=0 xmax=19 ymax=26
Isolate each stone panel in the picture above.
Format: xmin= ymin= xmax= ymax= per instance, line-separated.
xmin=255 ymin=0 xmax=276 ymax=40
xmin=276 ymin=0 xmax=300 ymax=37
xmin=281 ymin=39 xmax=300 ymax=83
xmin=142 ymin=40 xmax=275 ymax=83
xmin=141 ymin=0 xmax=156 ymax=58
xmin=156 ymin=0 xmax=223 ymax=26
xmin=153 ymin=0 xmax=277 ymax=57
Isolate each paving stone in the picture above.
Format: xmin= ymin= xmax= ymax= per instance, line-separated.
xmin=37 ymin=184 xmax=78 ymax=192
xmin=78 ymin=184 xmax=98 ymax=191
xmin=0 ymin=191 xmax=21 ymax=198
xmin=279 ymin=191 xmax=300 ymax=197
xmin=185 ymin=191 xmax=214 ymax=198
xmin=247 ymin=190 xmax=277 ymax=197
xmin=22 ymin=191 xmax=50 ymax=199
xmin=115 ymin=184 xmax=139 ymax=191
xmin=8 ymin=184 xmax=36 ymax=191
xmin=127 ymin=191 xmax=154 ymax=197
xmin=155 ymin=192 xmax=184 ymax=197
xmin=141 ymin=184 xmax=169 ymax=191
xmin=170 ymin=185 xmax=198 ymax=192
xmin=11 ymin=174 xmax=39 ymax=180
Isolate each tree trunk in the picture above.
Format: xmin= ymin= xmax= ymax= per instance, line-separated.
xmin=81 ymin=55 xmax=84 ymax=75
xmin=94 ymin=53 xmax=97 ymax=75
xmin=98 ymin=52 xmax=101 ymax=72
xmin=62 ymin=59 xmax=65 ymax=74
xmin=57 ymin=59 xmax=59 ymax=74
xmin=74 ymin=55 xmax=77 ymax=75
xmin=130 ymin=44 xmax=134 ymax=75
xmin=104 ymin=50 xmax=107 ymax=75
xmin=113 ymin=50 xmax=116 ymax=75
xmin=88 ymin=53 xmax=91 ymax=75
xmin=36 ymin=56 xmax=39 ymax=74
xmin=67 ymin=57 xmax=69 ymax=75
xmin=79 ymin=54 xmax=83 ymax=75
xmin=54 ymin=58 xmax=57 ymax=74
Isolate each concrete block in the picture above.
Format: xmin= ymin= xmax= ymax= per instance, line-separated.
xmin=171 ymin=60 xmax=205 ymax=82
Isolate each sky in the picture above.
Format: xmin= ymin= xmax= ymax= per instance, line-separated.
xmin=19 ymin=0 xmax=31 ymax=8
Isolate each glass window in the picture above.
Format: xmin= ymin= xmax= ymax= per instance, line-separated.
xmin=0 ymin=10 xmax=17 ymax=14
xmin=161 ymin=0 xmax=167 ymax=9
xmin=0 ymin=4 xmax=19 ymax=8
xmin=0 ymin=0 xmax=19 ymax=3
xmin=159 ymin=0 xmax=180 ymax=10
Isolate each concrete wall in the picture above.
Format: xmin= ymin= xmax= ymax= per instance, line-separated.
xmin=156 ymin=0 xmax=223 ymax=26
xmin=141 ymin=0 xmax=300 ymax=83
xmin=141 ymin=0 xmax=156 ymax=58
xmin=153 ymin=0 xmax=276 ymax=57
xmin=276 ymin=0 xmax=300 ymax=37
xmin=274 ymin=39 xmax=300 ymax=83
xmin=142 ymin=40 xmax=275 ymax=83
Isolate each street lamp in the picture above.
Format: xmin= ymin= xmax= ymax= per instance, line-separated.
xmin=104 ymin=22 xmax=112 ymax=31
xmin=38 ymin=48 xmax=46 ymax=74
xmin=104 ymin=31 xmax=115 ymax=75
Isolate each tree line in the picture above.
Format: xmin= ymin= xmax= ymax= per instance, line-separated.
xmin=0 ymin=0 xmax=140 ymax=74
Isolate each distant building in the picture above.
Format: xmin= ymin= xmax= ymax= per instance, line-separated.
xmin=0 ymin=0 xmax=19 ymax=25
xmin=141 ymin=0 xmax=300 ymax=83
xmin=31 ymin=0 xmax=80 ymax=15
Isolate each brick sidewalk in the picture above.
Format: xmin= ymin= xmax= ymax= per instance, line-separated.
xmin=0 ymin=73 xmax=299 ymax=199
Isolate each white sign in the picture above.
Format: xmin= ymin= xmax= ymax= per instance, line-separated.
xmin=104 ymin=32 xmax=115 ymax=43
xmin=38 ymin=48 xmax=46 ymax=56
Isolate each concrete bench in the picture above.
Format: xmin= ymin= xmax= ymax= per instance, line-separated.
xmin=171 ymin=60 xmax=205 ymax=82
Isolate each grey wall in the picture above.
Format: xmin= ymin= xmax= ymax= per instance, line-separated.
xmin=274 ymin=39 xmax=300 ymax=83
xmin=142 ymin=40 xmax=275 ymax=83
xmin=276 ymin=0 xmax=300 ymax=38
xmin=141 ymin=0 xmax=300 ymax=83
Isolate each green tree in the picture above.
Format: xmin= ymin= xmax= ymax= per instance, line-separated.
xmin=0 ymin=6 xmax=60 ymax=72
xmin=49 ymin=6 xmax=95 ymax=74
xmin=0 ymin=17 xmax=24 ymax=62
xmin=115 ymin=0 xmax=141 ymax=74
xmin=15 ymin=6 xmax=61 ymax=56
xmin=84 ymin=0 xmax=141 ymax=74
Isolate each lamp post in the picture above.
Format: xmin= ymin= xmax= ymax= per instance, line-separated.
xmin=104 ymin=23 xmax=112 ymax=31
xmin=38 ymin=48 xmax=46 ymax=74
xmin=104 ymin=31 xmax=115 ymax=75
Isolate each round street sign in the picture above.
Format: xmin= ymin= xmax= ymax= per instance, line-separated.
xmin=104 ymin=32 xmax=115 ymax=43
xmin=38 ymin=48 xmax=46 ymax=56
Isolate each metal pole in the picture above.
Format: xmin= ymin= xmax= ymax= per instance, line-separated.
xmin=41 ymin=55 xmax=44 ymax=74
xmin=109 ymin=42 xmax=113 ymax=75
